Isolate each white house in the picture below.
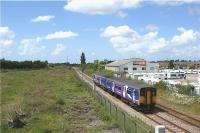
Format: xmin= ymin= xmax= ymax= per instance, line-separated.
xmin=105 ymin=58 xmax=159 ymax=77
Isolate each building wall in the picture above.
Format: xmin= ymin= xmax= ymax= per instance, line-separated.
xmin=174 ymin=62 xmax=200 ymax=69
xmin=105 ymin=66 xmax=120 ymax=72
xmin=105 ymin=61 xmax=159 ymax=74
xmin=146 ymin=62 xmax=159 ymax=73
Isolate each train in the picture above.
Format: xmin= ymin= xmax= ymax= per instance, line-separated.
xmin=93 ymin=74 xmax=156 ymax=112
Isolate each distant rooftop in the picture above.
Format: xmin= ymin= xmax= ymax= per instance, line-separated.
xmin=105 ymin=58 xmax=145 ymax=67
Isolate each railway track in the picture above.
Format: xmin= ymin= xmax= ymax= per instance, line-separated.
xmin=156 ymin=104 xmax=200 ymax=128
xmin=76 ymin=70 xmax=200 ymax=133
xmin=146 ymin=113 xmax=191 ymax=133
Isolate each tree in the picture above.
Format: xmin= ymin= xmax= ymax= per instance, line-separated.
xmin=188 ymin=64 xmax=195 ymax=69
xmin=80 ymin=52 xmax=86 ymax=71
xmin=177 ymin=84 xmax=194 ymax=95
xmin=168 ymin=60 xmax=174 ymax=69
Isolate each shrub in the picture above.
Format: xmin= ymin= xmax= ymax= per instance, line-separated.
xmin=153 ymin=81 xmax=168 ymax=90
xmin=6 ymin=107 xmax=26 ymax=128
xmin=56 ymin=98 xmax=65 ymax=105
xmin=176 ymin=84 xmax=194 ymax=95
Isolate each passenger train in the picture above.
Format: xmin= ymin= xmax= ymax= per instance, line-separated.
xmin=93 ymin=74 xmax=156 ymax=112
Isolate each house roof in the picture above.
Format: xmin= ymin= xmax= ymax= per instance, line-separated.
xmin=105 ymin=58 xmax=145 ymax=67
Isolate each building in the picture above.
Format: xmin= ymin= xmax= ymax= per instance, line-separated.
xmin=156 ymin=60 xmax=200 ymax=70
xmin=105 ymin=58 xmax=159 ymax=76
xmin=174 ymin=61 xmax=200 ymax=69
xmin=157 ymin=61 xmax=169 ymax=69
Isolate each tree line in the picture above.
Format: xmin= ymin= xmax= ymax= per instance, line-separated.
xmin=0 ymin=59 xmax=48 ymax=69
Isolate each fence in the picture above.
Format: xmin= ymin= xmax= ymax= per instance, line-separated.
xmin=77 ymin=72 xmax=154 ymax=133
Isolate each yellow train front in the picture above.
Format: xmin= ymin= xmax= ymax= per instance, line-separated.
xmin=139 ymin=87 xmax=156 ymax=113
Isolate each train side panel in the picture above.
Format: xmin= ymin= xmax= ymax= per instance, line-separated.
xmin=113 ymin=81 xmax=124 ymax=97
xmin=105 ymin=79 xmax=113 ymax=92
xmin=93 ymin=74 xmax=156 ymax=112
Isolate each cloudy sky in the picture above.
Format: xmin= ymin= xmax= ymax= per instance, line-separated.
xmin=1 ymin=0 xmax=200 ymax=63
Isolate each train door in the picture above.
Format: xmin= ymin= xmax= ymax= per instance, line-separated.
xmin=146 ymin=89 xmax=152 ymax=105
xmin=123 ymin=85 xmax=128 ymax=98
xmin=141 ymin=88 xmax=153 ymax=105
xmin=112 ymin=82 xmax=115 ymax=92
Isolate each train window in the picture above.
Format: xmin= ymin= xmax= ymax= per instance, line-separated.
xmin=127 ymin=88 xmax=132 ymax=94
xmin=140 ymin=89 xmax=145 ymax=96
xmin=153 ymin=89 xmax=156 ymax=96
xmin=116 ymin=86 xmax=121 ymax=90
xmin=133 ymin=89 xmax=136 ymax=96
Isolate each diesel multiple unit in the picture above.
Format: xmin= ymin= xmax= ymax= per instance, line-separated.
xmin=93 ymin=74 xmax=156 ymax=112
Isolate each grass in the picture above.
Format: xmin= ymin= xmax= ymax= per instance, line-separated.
xmin=157 ymin=88 xmax=200 ymax=116
xmin=0 ymin=66 xmax=120 ymax=133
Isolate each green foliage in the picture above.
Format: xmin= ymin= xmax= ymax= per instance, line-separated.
xmin=1 ymin=66 xmax=118 ymax=133
xmin=168 ymin=60 xmax=174 ymax=69
xmin=0 ymin=59 xmax=48 ymax=69
xmin=153 ymin=81 xmax=169 ymax=90
xmin=80 ymin=52 xmax=86 ymax=65
xmin=56 ymin=98 xmax=65 ymax=105
xmin=188 ymin=64 xmax=195 ymax=69
xmin=80 ymin=52 xmax=86 ymax=71
xmin=176 ymin=84 xmax=194 ymax=95
xmin=84 ymin=59 xmax=114 ymax=77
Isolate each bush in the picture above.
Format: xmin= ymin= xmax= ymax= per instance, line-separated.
xmin=56 ymin=98 xmax=65 ymax=105
xmin=153 ymin=81 xmax=169 ymax=90
xmin=0 ymin=59 xmax=48 ymax=69
xmin=6 ymin=107 xmax=26 ymax=128
xmin=176 ymin=84 xmax=194 ymax=95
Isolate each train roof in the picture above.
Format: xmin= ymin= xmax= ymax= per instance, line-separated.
xmin=94 ymin=74 xmax=152 ymax=89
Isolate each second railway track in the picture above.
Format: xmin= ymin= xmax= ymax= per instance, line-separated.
xmin=76 ymin=70 xmax=200 ymax=133
xmin=156 ymin=104 xmax=200 ymax=128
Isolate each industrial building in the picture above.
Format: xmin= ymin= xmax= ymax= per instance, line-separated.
xmin=105 ymin=58 xmax=159 ymax=76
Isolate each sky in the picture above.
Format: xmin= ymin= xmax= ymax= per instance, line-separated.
xmin=1 ymin=0 xmax=200 ymax=63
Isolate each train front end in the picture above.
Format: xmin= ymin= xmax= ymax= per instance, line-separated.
xmin=139 ymin=87 xmax=156 ymax=112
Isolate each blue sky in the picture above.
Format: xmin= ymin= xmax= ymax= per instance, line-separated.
xmin=1 ymin=0 xmax=200 ymax=63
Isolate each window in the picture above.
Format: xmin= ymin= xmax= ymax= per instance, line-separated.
xmin=153 ymin=89 xmax=157 ymax=96
xmin=142 ymin=67 xmax=146 ymax=70
xmin=150 ymin=67 xmax=154 ymax=70
xmin=140 ymin=89 xmax=145 ymax=96
xmin=116 ymin=85 xmax=121 ymax=90
xmin=124 ymin=67 xmax=128 ymax=70
xmin=127 ymin=88 xmax=132 ymax=94
xmin=133 ymin=67 xmax=137 ymax=70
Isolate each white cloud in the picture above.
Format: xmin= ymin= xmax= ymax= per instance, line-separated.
xmin=101 ymin=25 xmax=200 ymax=57
xmin=31 ymin=15 xmax=55 ymax=22
xmin=171 ymin=27 xmax=200 ymax=45
xmin=64 ymin=0 xmax=200 ymax=15
xmin=145 ymin=24 xmax=159 ymax=32
xmin=101 ymin=25 xmax=135 ymax=37
xmin=0 ymin=40 xmax=13 ymax=46
xmin=45 ymin=31 xmax=78 ymax=40
xmin=153 ymin=0 xmax=200 ymax=5
xmin=51 ymin=43 xmax=66 ymax=56
xmin=117 ymin=11 xmax=127 ymax=18
xmin=0 ymin=27 xmax=15 ymax=57
xmin=171 ymin=45 xmax=200 ymax=57
xmin=64 ymin=0 xmax=140 ymax=15
xmin=17 ymin=30 xmax=78 ymax=56
xmin=0 ymin=26 xmax=15 ymax=46
xmin=18 ymin=39 xmax=45 ymax=55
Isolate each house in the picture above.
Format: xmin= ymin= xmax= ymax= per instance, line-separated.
xmin=105 ymin=58 xmax=159 ymax=76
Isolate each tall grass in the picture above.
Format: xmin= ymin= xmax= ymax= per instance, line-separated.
xmin=1 ymin=66 xmax=119 ymax=132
